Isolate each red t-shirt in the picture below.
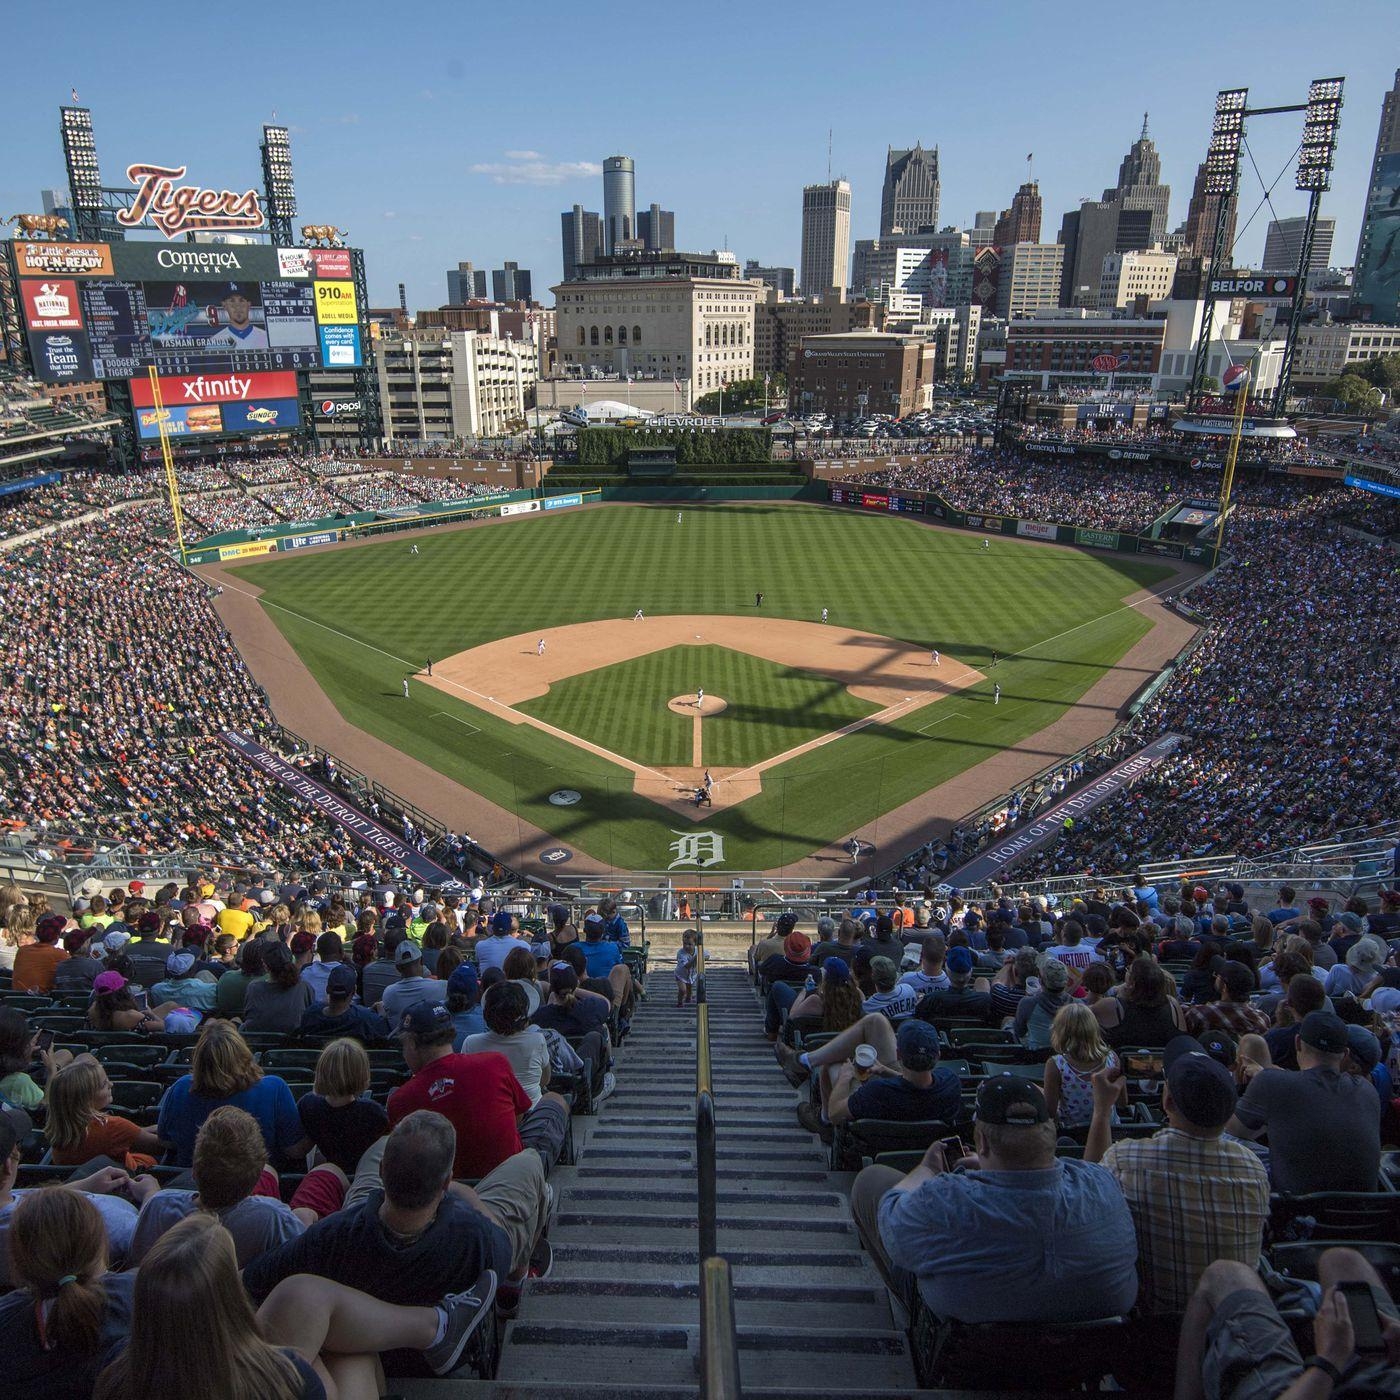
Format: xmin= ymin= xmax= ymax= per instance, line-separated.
xmin=387 ymin=1052 xmax=528 ymax=1180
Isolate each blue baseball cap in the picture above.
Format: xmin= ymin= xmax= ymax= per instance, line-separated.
xmin=946 ymin=946 xmax=975 ymax=976
xmin=491 ymin=910 xmax=515 ymax=933
xmin=400 ymin=1002 xmax=453 ymax=1037
xmin=821 ymin=956 xmax=851 ymax=982
xmin=896 ymin=1020 xmax=941 ymax=1071
xmin=447 ymin=963 xmax=480 ymax=998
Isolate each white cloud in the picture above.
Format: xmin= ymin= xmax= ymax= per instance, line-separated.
xmin=383 ymin=210 xmax=397 ymax=219
xmin=469 ymin=155 xmax=603 ymax=186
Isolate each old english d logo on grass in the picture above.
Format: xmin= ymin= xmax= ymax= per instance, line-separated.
xmin=669 ymin=831 xmax=725 ymax=869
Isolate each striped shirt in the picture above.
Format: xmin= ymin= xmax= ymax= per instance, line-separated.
xmin=1102 ymin=1128 xmax=1270 ymax=1313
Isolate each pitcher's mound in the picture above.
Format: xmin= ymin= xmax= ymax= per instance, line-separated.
xmin=668 ymin=693 xmax=728 ymax=716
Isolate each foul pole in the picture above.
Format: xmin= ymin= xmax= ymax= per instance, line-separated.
xmin=1212 ymin=365 xmax=1252 ymax=567
xmin=148 ymin=366 xmax=187 ymax=564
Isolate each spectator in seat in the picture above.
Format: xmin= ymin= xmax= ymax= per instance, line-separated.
xmin=243 ymin=1110 xmax=545 ymax=1350
xmin=1013 ymin=954 xmax=1072 ymax=1049
xmin=388 ymin=1002 xmax=568 ymax=1179
xmin=1044 ymin=1003 xmax=1125 ymax=1130
xmin=45 ymin=1060 xmax=161 ymax=1171
xmin=157 ymin=1021 xmax=309 ymax=1169
xmin=1324 ymin=937 xmax=1386 ymax=1001
xmin=502 ymin=945 xmax=543 ymax=1016
xmin=296 ymin=1039 xmax=390 ymax=1176
xmin=446 ymin=963 xmax=488 ymax=1048
xmin=811 ymin=1019 xmax=962 ymax=1138
xmin=299 ymin=963 xmax=391 ymax=1044
xmin=530 ymin=964 xmax=613 ymax=1103
xmin=1227 ymin=1012 xmax=1381 ymax=1193
xmin=473 ymin=910 xmax=523 ymax=973
xmin=462 ymin=982 xmax=556 ymax=1108
xmin=915 ymin=946 xmax=991 ymax=1023
xmin=12 ymin=912 xmax=69 ymax=992
xmin=861 ymin=956 xmax=919 ymax=1023
xmin=1042 ymin=917 xmax=1097 ymax=976
xmin=808 ymin=915 xmax=846 ymax=965
xmin=122 ymin=916 xmax=173 ymax=991
xmin=1185 ymin=962 xmax=1270 ymax=1039
xmin=360 ymin=922 xmax=406 ymax=1009
xmin=0 ymin=1185 xmax=136 ymax=1398
xmin=784 ymin=956 xmax=865 ymax=1033
xmin=150 ymin=951 xmax=219 ymax=1016
xmin=1263 ymin=970 xmax=1328 ymax=1072
xmin=302 ymin=932 xmax=345 ymax=1004
xmin=760 ymin=929 xmax=816 ymax=1039
xmin=896 ymin=934 xmax=950 ymax=1000
xmin=0 ymin=1004 xmax=89 ymax=1113
xmin=1100 ymin=957 xmax=1189 ymax=1048
xmin=990 ymin=946 xmax=1040 ymax=1024
xmin=1265 ymin=885 xmax=1302 ymax=925
xmin=129 ymin=1105 xmax=342 ymax=1268
xmin=54 ymin=926 xmax=104 ymax=992
xmin=1158 ymin=915 xmax=1202 ymax=964
xmin=1174 ymin=1246 xmax=1400 ymax=1400
xmin=850 ymin=1077 xmax=1137 ymax=1323
xmin=749 ymin=909 xmax=799 ymax=977
xmin=242 ymin=941 xmax=315 ymax=1035
xmin=381 ymin=941 xmax=447 ymax=1022
xmin=215 ymin=938 xmax=262 ymax=1018
xmin=1084 ymin=1037 xmax=1272 ymax=1307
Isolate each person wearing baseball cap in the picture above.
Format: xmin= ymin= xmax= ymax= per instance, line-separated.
xmin=1226 ymin=1011 xmax=1381 ymax=1194
xmin=749 ymin=907 xmax=800 ymax=977
xmin=299 ymin=962 xmax=391 ymax=1044
xmin=471 ymin=910 xmax=522 ymax=975
xmin=12 ymin=913 xmax=71 ymax=993
xmin=914 ymin=944 xmax=992 ymax=1022
xmin=381 ymin=939 xmax=448 ymax=1024
xmin=759 ymin=929 xmax=816 ymax=1040
xmin=815 ymin=1018 xmax=963 ymax=1140
xmin=849 ymin=1073 xmax=1137 ymax=1324
xmin=149 ymin=951 xmax=219 ymax=1016
xmin=1080 ymin=1037 xmax=1269 ymax=1314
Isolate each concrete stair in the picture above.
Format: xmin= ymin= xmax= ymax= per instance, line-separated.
xmin=490 ymin=966 xmax=920 ymax=1394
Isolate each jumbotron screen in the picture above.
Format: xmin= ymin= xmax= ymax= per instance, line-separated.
xmin=11 ymin=239 xmax=363 ymax=385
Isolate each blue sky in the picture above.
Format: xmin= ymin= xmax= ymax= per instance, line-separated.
xmin=3 ymin=0 xmax=1397 ymax=308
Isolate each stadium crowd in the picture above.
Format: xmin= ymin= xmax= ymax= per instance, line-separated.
xmin=751 ymin=878 xmax=1400 ymax=1392
xmin=0 ymin=876 xmax=647 ymax=1395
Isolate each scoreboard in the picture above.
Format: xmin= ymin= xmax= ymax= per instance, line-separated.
xmin=11 ymin=239 xmax=363 ymax=386
xmin=828 ymin=486 xmax=924 ymax=513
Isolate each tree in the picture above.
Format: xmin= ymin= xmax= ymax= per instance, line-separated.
xmin=1325 ymin=374 xmax=1385 ymax=413
xmin=1359 ymin=353 xmax=1400 ymax=393
xmin=693 ymin=375 xmax=787 ymax=414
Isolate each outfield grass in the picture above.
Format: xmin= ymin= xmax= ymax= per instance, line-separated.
xmin=231 ymin=503 xmax=1172 ymax=871
xmin=516 ymin=644 xmax=879 ymax=768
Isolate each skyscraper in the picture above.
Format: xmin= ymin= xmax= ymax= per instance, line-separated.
xmin=1262 ymin=216 xmax=1336 ymax=275
xmin=1178 ymin=159 xmax=1238 ymax=260
xmin=1106 ymin=115 xmax=1171 ymax=246
xmin=880 ymin=145 xmax=939 ymax=235
xmin=993 ymin=182 xmax=1042 ymax=247
xmin=446 ymin=261 xmax=488 ymax=303
xmin=636 ymin=203 xmax=675 ymax=252
xmin=801 ymin=179 xmax=852 ymax=300
xmin=1354 ymin=69 xmax=1400 ymax=325
xmin=603 ymin=155 xmax=636 ymax=254
xmin=561 ymin=206 xmax=603 ymax=282
xmin=492 ymin=261 xmax=533 ymax=303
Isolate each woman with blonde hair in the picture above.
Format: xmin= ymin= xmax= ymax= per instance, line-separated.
xmin=0 ymin=1184 xmax=134 ymax=1396
xmin=0 ymin=901 xmax=35 ymax=973
xmin=156 ymin=1020 xmax=307 ymax=1168
xmin=1044 ymin=1002 xmax=1126 ymax=1129
xmin=296 ymin=1038 xmax=389 ymax=1174
xmin=788 ymin=957 xmax=866 ymax=1033
xmin=45 ymin=1059 xmax=162 ymax=1170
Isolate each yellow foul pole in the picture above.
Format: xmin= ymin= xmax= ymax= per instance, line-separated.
xmin=1212 ymin=362 xmax=1252 ymax=566
xmin=147 ymin=367 xmax=187 ymax=564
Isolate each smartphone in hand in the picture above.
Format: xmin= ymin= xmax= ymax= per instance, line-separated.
xmin=1338 ymin=1281 xmax=1388 ymax=1355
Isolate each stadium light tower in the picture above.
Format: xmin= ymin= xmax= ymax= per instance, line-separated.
xmin=60 ymin=105 xmax=103 ymax=241
xmin=1271 ymin=77 xmax=1344 ymax=416
xmin=260 ymin=124 xmax=297 ymax=246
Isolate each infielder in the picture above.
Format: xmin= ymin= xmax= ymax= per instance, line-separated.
xmin=821 ymin=607 xmax=828 ymax=623
xmin=634 ymin=608 xmax=644 ymax=621
xmin=410 ymin=543 xmax=419 ymax=555
xmin=993 ymin=683 xmax=1001 ymax=705
xmin=982 ymin=539 xmax=990 ymax=551
xmin=696 ymin=687 xmax=705 ymax=709
xmin=931 ymin=649 xmax=940 ymax=667
xmin=537 ymin=638 xmax=546 ymax=656
xmin=402 ymin=677 xmax=410 ymax=699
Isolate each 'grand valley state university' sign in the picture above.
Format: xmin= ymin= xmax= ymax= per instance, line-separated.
xmin=116 ymin=162 xmax=265 ymax=238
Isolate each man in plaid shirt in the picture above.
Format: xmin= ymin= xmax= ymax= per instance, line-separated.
xmin=1085 ymin=1035 xmax=1270 ymax=1313
xmin=1184 ymin=963 xmax=1270 ymax=1039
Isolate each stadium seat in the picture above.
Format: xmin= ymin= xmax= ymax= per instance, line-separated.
xmin=947 ymin=1027 xmax=1016 ymax=1048
xmin=1269 ymin=1192 xmax=1400 ymax=1244
xmin=91 ymin=1044 xmax=166 ymax=1069
xmin=831 ymin=1118 xmax=959 ymax=1172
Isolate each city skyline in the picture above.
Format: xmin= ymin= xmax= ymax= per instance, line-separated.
xmin=2 ymin=0 xmax=1396 ymax=307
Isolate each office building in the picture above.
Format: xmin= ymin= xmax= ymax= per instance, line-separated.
xmin=880 ymin=144 xmax=939 ymax=235
xmin=793 ymin=332 xmax=930 ymax=417
xmin=492 ymin=261 xmax=533 ymax=303
xmin=911 ymin=304 xmax=982 ymax=384
xmin=636 ymin=203 xmax=675 ymax=252
xmin=1290 ymin=321 xmax=1400 ymax=384
xmin=744 ymin=261 xmax=796 ymax=297
xmin=1098 ymin=248 xmax=1179 ymax=310
xmin=968 ymin=212 xmax=998 ymax=249
xmin=1177 ymin=159 xmax=1238 ymax=260
xmin=993 ymin=181 xmax=1042 ymax=247
xmin=1262 ymin=216 xmax=1335 ymax=276
xmin=446 ymin=262 xmax=488 ymax=304
xmin=561 ymin=206 xmax=603 ymax=283
xmin=1003 ymin=307 xmax=1166 ymax=387
xmin=603 ymin=155 xmax=636 ymax=253
xmin=997 ymin=242 xmax=1065 ymax=318
xmin=850 ymin=239 xmax=952 ymax=309
xmin=553 ymin=247 xmax=759 ymax=394
xmin=1353 ymin=69 xmax=1400 ymax=324
xmin=752 ymin=292 xmax=881 ymax=380
xmin=800 ymin=179 xmax=852 ymax=301
xmin=1108 ymin=115 xmax=1171 ymax=246
xmin=376 ymin=329 xmax=538 ymax=442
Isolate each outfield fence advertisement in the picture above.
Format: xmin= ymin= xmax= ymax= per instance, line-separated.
xmin=1015 ymin=520 xmax=1057 ymax=541
xmin=220 ymin=731 xmax=453 ymax=882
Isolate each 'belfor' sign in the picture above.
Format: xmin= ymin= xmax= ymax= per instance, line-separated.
xmin=1207 ymin=274 xmax=1297 ymax=298
xmin=116 ymin=162 xmax=265 ymax=238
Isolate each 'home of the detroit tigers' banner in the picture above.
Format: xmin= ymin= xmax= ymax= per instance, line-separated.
xmin=220 ymin=731 xmax=453 ymax=884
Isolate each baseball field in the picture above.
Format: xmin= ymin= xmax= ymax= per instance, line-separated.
xmin=217 ymin=502 xmax=1188 ymax=876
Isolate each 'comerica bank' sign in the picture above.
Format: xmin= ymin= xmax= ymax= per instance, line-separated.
xmin=116 ymin=162 xmax=265 ymax=238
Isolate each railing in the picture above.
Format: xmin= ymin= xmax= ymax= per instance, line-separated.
xmin=695 ymin=930 xmax=741 ymax=1399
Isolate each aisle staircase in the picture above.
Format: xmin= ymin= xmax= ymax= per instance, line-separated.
xmin=418 ymin=965 xmax=923 ymax=1397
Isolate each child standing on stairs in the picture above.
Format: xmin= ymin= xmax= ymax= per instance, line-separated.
xmin=675 ymin=930 xmax=698 ymax=1007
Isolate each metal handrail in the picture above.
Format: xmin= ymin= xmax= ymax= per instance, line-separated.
xmin=694 ymin=931 xmax=742 ymax=1399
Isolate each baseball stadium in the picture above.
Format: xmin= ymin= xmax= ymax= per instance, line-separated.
xmin=2 ymin=76 xmax=1400 ymax=1400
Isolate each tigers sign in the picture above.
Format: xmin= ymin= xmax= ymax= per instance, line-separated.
xmin=116 ymin=162 xmax=265 ymax=238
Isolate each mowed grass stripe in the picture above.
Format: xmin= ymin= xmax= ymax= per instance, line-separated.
xmin=234 ymin=504 xmax=1172 ymax=869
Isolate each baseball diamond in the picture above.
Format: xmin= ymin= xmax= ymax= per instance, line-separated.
xmin=208 ymin=501 xmax=1194 ymax=876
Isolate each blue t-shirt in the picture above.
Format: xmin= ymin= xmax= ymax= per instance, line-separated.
xmin=581 ymin=939 xmax=622 ymax=978
xmin=0 ymin=1270 xmax=133 ymax=1400
xmin=157 ymin=1074 xmax=303 ymax=1167
xmin=878 ymin=1160 xmax=1139 ymax=1322
xmin=451 ymin=1005 xmax=488 ymax=1051
xmin=849 ymin=1068 xmax=962 ymax=1123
